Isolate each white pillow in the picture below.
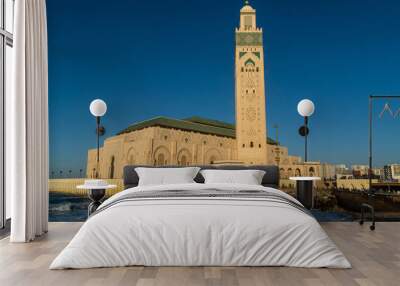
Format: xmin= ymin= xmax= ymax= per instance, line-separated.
xmin=200 ymin=169 xmax=266 ymax=185
xmin=135 ymin=167 xmax=201 ymax=186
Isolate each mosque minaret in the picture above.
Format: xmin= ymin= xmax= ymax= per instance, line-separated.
xmin=234 ymin=0 xmax=268 ymax=164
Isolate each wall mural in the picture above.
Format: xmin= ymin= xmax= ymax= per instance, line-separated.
xmin=47 ymin=0 xmax=400 ymax=222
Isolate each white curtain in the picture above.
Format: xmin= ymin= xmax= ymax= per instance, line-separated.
xmin=8 ymin=0 xmax=49 ymax=242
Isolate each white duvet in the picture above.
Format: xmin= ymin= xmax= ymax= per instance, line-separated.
xmin=50 ymin=183 xmax=351 ymax=269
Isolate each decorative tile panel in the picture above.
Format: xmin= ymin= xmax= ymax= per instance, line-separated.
xmin=235 ymin=32 xmax=263 ymax=46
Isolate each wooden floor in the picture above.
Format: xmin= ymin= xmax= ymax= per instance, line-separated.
xmin=0 ymin=222 xmax=399 ymax=286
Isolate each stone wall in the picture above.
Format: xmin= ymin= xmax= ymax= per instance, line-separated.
xmin=336 ymin=179 xmax=379 ymax=190
xmin=49 ymin=179 xmax=124 ymax=197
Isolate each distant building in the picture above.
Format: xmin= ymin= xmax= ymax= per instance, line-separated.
xmin=351 ymin=165 xmax=369 ymax=177
xmin=392 ymin=165 xmax=400 ymax=180
xmin=335 ymin=164 xmax=348 ymax=174
xmin=383 ymin=164 xmax=400 ymax=181
xmin=335 ymin=164 xmax=352 ymax=178
xmin=384 ymin=165 xmax=392 ymax=181
xmin=372 ymin=168 xmax=383 ymax=178
xmin=320 ymin=163 xmax=336 ymax=179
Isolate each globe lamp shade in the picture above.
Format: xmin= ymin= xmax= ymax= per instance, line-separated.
xmin=89 ymin=99 xmax=107 ymax=117
xmin=297 ymin=99 xmax=315 ymax=117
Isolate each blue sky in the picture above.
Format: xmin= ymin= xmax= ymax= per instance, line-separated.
xmin=47 ymin=0 xmax=400 ymax=176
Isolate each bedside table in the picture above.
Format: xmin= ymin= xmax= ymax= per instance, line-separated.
xmin=289 ymin=177 xmax=321 ymax=209
xmin=77 ymin=181 xmax=117 ymax=217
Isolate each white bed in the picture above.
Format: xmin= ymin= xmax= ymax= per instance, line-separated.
xmin=50 ymin=183 xmax=351 ymax=269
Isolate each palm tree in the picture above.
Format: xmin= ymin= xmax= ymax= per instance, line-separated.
xmin=79 ymin=169 xmax=83 ymax=178
xmin=59 ymin=170 xmax=63 ymax=178
xmin=68 ymin=170 xmax=72 ymax=178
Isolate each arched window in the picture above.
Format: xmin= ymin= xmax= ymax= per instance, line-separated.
xmin=280 ymin=168 xmax=286 ymax=179
xmin=177 ymin=149 xmax=191 ymax=166
xmin=295 ymin=168 xmax=301 ymax=176
xmin=309 ymin=167 xmax=315 ymax=176
xmin=250 ymin=141 xmax=254 ymax=148
xmin=288 ymin=168 xmax=293 ymax=177
xmin=154 ymin=146 xmax=170 ymax=166
xmin=180 ymin=155 xmax=187 ymax=166
xmin=157 ymin=154 xmax=165 ymax=166
xmin=205 ymin=149 xmax=221 ymax=165
xmin=126 ymin=148 xmax=137 ymax=165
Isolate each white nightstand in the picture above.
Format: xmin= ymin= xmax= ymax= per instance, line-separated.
xmin=77 ymin=181 xmax=117 ymax=216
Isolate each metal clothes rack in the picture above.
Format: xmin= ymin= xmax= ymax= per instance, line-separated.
xmin=360 ymin=95 xmax=400 ymax=230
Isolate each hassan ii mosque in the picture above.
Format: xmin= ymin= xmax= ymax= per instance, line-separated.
xmin=86 ymin=1 xmax=323 ymax=180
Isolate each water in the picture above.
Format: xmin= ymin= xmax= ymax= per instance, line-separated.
xmin=310 ymin=210 xmax=353 ymax=222
xmin=49 ymin=193 xmax=89 ymax=222
xmin=49 ymin=192 xmax=354 ymax=222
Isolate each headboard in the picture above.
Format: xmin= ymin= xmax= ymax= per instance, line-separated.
xmin=123 ymin=165 xmax=280 ymax=189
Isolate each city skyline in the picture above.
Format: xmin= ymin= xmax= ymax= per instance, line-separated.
xmin=48 ymin=0 xmax=400 ymax=173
